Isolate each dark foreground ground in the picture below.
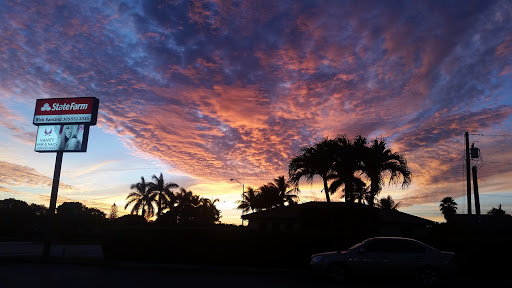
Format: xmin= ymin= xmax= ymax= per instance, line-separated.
xmin=0 ymin=260 xmax=510 ymax=288
xmin=0 ymin=243 xmax=510 ymax=288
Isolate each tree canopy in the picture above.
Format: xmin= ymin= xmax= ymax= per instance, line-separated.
xmin=236 ymin=176 xmax=298 ymax=212
xmin=289 ymin=135 xmax=411 ymax=206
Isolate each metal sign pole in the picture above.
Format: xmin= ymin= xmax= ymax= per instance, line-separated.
xmin=43 ymin=151 xmax=63 ymax=261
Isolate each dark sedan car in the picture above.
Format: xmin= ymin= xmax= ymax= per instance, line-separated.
xmin=310 ymin=237 xmax=456 ymax=286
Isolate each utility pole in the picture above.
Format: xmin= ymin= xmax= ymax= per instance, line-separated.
xmin=230 ymin=178 xmax=245 ymax=226
xmin=465 ymin=132 xmax=472 ymax=215
xmin=472 ymin=166 xmax=481 ymax=215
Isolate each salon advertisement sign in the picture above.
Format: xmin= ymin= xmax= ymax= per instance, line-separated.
xmin=33 ymin=97 xmax=99 ymax=125
xmin=34 ymin=124 xmax=89 ymax=152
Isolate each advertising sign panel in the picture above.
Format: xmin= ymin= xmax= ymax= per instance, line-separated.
xmin=34 ymin=124 xmax=89 ymax=152
xmin=33 ymin=97 xmax=99 ymax=125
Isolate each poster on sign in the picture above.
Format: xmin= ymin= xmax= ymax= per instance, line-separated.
xmin=34 ymin=124 xmax=89 ymax=152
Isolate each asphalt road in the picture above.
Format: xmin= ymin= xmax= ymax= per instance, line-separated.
xmin=0 ymin=261 xmax=510 ymax=288
xmin=0 ymin=243 xmax=510 ymax=288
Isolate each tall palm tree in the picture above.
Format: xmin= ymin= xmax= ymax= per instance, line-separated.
xmin=289 ymin=138 xmax=339 ymax=202
xmin=125 ymin=177 xmax=155 ymax=219
xmin=362 ymin=138 xmax=412 ymax=207
xmin=236 ymin=187 xmax=260 ymax=213
xmin=329 ymin=135 xmax=367 ymax=203
xmin=148 ymin=173 xmax=179 ymax=217
xmin=376 ymin=195 xmax=401 ymax=210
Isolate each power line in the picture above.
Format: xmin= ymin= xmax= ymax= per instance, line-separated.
xmin=480 ymin=194 xmax=512 ymax=198
xmin=484 ymin=161 xmax=512 ymax=165
xmin=481 ymin=134 xmax=512 ymax=137
xmin=469 ymin=134 xmax=512 ymax=137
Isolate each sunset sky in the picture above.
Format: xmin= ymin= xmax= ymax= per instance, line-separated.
xmin=1 ymin=0 xmax=512 ymax=224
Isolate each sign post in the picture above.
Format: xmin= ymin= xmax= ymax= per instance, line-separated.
xmin=43 ymin=151 xmax=63 ymax=260
xmin=33 ymin=97 xmax=99 ymax=261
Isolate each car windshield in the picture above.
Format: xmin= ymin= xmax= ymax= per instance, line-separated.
xmin=348 ymin=242 xmax=365 ymax=251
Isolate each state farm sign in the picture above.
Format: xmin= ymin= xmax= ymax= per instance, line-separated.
xmin=33 ymin=97 xmax=99 ymax=125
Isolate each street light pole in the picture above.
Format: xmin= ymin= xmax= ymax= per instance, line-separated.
xmin=230 ymin=178 xmax=245 ymax=226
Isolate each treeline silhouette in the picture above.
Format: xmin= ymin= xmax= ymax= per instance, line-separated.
xmin=0 ymin=198 xmax=107 ymax=241
xmin=236 ymin=176 xmax=298 ymax=213
xmin=124 ymin=173 xmax=221 ymax=225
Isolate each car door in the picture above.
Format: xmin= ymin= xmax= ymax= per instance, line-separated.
xmin=350 ymin=239 xmax=395 ymax=273
xmin=385 ymin=239 xmax=426 ymax=273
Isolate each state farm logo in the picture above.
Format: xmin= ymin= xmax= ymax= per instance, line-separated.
xmin=40 ymin=102 xmax=88 ymax=112
xmin=41 ymin=103 xmax=51 ymax=111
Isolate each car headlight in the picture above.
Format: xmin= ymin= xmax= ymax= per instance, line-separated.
xmin=310 ymin=256 xmax=323 ymax=264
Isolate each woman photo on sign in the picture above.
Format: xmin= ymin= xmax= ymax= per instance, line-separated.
xmin=59 ymin=125 xmax=83 ymax=151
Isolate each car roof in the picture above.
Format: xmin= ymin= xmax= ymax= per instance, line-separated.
xmin=363 ymin=237 xmax=437 ymax=249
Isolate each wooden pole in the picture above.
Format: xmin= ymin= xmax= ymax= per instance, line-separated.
xmin=465 ymin=132 xmax=472 ymax=215
xmin=472 ymin=166 xmax=481 ymax=215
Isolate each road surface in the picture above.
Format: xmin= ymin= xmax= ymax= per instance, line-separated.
xmin=0 ymin=261 xmax=510 ymax=288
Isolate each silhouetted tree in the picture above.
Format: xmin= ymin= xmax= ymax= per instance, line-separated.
xmin=440 ymin=197 xmax=457 ymax=221
xmin=0 ymin=198 xmax=34 ymax=235
xmin=148 ymin=173 xmax=179 ymax=217
xmin=87 ymin=207 xmax=106 ymax=220
xmin=29 ymin=203 xmax=48 ymax=216
xmin=115 ymin=214 xmax=146 ymax=225
xmin=236 ymin=186 xmax=261 ymax=213
xmin=289 ymin=138 xmax=340 ymax=202
xmin=257 ymin=176 xmax=299 ymax=209
xmin=125 ymin=176 xmax=155 ymax=219
xmin=174 ymin=188 xmax=201 ymax=224
xmin=376 ymin=195 xmax=401 ymax=210
xmin=258 ymin=184 xmax=280 ymax=210
xmin=197 ymin=198 xmax=221 ymax=224
xmin=109 ymin=203 xmax=118 ymax=220
xmin=56 ymin=202 xmax=106 ymax=236
xmin=173 ymin=188 xmax=221 ymax=225
xmin=353 ymin=181 xmax=370 ymax=204
xmin=487 ymin=204 xmax=507 ymax=215
xmin=329 ymin=135 xmax=367 ymax=203
xmin=362 ymin=138 xmax=412 ymax=207
xmin=271 ymin=176 xmax=299 ymax=206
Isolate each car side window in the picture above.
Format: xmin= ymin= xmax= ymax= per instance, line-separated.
xmin=394 ymin=240 xmax=426 ymax=253
xmin=364 ymin=239 xmax=392 ymax=252
xmin=364 ymin=239 xmax=425 ymax=254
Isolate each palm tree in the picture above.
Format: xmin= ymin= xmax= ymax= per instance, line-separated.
xmin=236 ymin=187 xmax=261 ymax=213
xmin=376 ymin=195 xmax=401 ymax=210
xmin=289 ymin=138 xmax=340 ymax=202
xmin=362 ymin=138 xmax=412 ymax=207
xmin=197 ymin=198 xmax=221 ymax=224
xmin=148 ymin=173 xmax=179 ymax=217
xmin=353 ymin=181 xmax=370 ymax=204
xmin=257 ymin=184 xmax=279 ymax=210
xmin=125 ymin=176 xmax=155 ymax=219
xmin=175 ymin=188 xmax=201 ymax=224
xmin=269 ymin=176 xmax=299 ymax=206
xmin=439 ymin=197 xmax=457 ymax=221
xmin=329 ymin=135 xmax=367 ymax=204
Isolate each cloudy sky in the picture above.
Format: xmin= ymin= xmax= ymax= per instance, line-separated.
xmin=1 ymin=0 xmax=512 ymax=223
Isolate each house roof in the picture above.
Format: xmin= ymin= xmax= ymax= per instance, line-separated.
xmin=241 ymin=201 xmax=435 ymax=225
